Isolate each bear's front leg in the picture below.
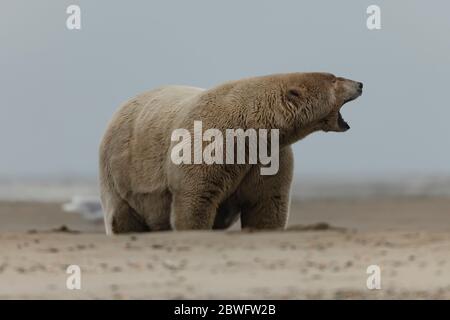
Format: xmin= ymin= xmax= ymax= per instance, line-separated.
xmin=240 ymin=147 xmax=294 ymax=230
xmin=169 ymin=165 xmax=249 ymax=230
xmin=240 ymin=190 xmax=291 ymax=229
xmin=171 ymin=190 xmax=219 ymax=230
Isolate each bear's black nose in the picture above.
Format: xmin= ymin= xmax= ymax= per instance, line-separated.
xmin=358 ymin=82 xmax=363 ymax=89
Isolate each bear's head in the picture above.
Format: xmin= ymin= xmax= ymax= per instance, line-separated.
xmin=283 ymin=72 xmax=362 ymax=133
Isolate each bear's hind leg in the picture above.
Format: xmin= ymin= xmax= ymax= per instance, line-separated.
xmin=107 ymin=198 xmax=150 ymax=234
xmin=101 ymin=184 xmax=150 ymax=234
xmin=129 ymin=191 xmax=172 ymax=231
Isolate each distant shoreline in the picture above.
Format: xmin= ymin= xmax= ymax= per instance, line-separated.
xmin=1 ymin=175 xmax=449 ymax=202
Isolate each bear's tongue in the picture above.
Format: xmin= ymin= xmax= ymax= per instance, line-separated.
xmin=338 ymin=112 xmax=350 ymax=131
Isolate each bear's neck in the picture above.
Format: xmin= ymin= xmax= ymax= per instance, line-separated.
xmin=280 ymin=121 xmax=323 ymax=146
xmin=234 ymin=85 xmax=323 ymax=147
xmin=204 ymin=78 xmax=323 ymax=147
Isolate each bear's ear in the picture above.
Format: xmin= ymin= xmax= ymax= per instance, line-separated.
xmin=286 ymin=87 xmax=303 ymax=105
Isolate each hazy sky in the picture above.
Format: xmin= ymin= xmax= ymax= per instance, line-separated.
xmin=1 ymin=0 xmax=449 ymax=178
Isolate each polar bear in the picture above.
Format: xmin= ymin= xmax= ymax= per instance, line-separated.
xmin=99 ymin=73 xmax=363 ymax=234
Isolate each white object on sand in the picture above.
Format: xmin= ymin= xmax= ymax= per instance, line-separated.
xmin=62 ymin=196 xmax=103 ymax=221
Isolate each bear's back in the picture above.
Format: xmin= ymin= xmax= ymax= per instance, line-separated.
xmin=100 ymin=85 xmax=204 ymax=197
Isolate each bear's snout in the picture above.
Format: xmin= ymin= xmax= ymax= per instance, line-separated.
xmin=350 ymin=80 xmax=363 ymax=94
xmin=344 ymin=80 xmax=363 ymax=102
xmin=326 ymin=78 xmax=363 ymax=133
xmin=356 ymin=82 xmax=363 ymax=96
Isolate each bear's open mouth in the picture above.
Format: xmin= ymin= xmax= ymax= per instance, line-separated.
xmin=337 ymin=91 xmax=361 ymax=131
xmin=337 ymin=111 xmax=350 ymax=131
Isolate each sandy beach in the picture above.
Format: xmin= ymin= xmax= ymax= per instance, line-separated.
xmin=0 ymin=197 xmax=449 ymax=299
